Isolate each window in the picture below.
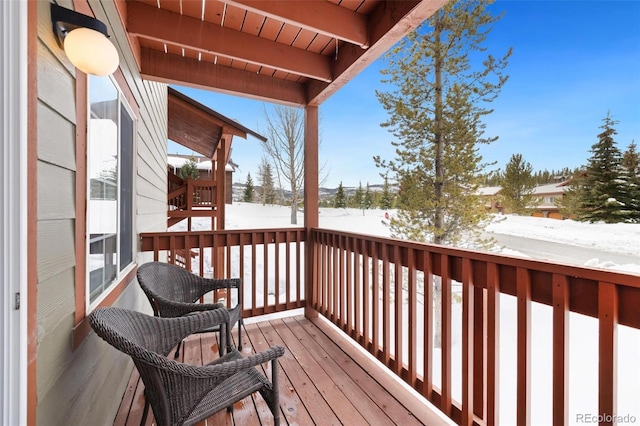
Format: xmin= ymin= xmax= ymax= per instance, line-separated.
xmin=87 ymin=75 xmax=135 ymax=307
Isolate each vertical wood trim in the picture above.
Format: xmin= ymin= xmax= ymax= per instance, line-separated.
xmin=251 ymin=232 xmax=257 ymax=312
xmin=552 ymin=274 xmax=569 ymax=426
xmin=339 ymin=235 xmax=346 ymax=329
xmin=285 ymin=231 xmax=291 ymax=306
xmin=486 ymin=262 xmax=500 ymax=426
xmin=263 ymin=232 xmax=269 ymax=311
xmin=73 ymin=72 xmax=88 ymax=327
xmin=441 ymin=254 xmax=452 ymax=415
xmin=517 ymin=267 xmax=532 ymax=426
xmin=303 ymin=105 xmax=319 ymax=318
xmin=598 ymin=282 xmax=618 ymax=424
xmin=26 ymin=0 xmax=38 ymax=423
xmin=462 ymin=258 xmax=474 ymax=426
xmin=473 ymin=284 xmax=487 ymax=420
xmin=275 ymin=233 xmax=280 ymax=311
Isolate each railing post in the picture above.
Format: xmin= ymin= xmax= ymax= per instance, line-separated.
xmin=304 ymin=105 xmax=319 ymax=319
xmin=598 ymin=282 xmax=618 ymax=426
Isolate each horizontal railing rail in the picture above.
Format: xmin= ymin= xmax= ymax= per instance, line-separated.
xmin=310 ymin=227 xmax=640 ymax=426
xmin=140 ymin=228 xmax=307 ymax=318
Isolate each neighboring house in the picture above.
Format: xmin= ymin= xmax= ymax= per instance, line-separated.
xmin=168 ymin=154 xmax=240 ymax=205
xmin=531 ymin=180 xmax=571 ymax=219
xmin=477 ymin=186 xmax=504 ymax=213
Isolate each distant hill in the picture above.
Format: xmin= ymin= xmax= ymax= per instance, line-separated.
xmin=232 ymin=183 xmax=386 ymax=202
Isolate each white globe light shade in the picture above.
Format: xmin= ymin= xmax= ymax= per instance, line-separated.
xmin=64 ymin=27 xmax=119 ymax=76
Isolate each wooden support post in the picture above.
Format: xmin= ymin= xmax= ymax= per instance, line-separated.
xmin=552 ymin=274 xmax=569 ymax=426
xmin=516 ymin=268 xmax=531 ymax=426
xmin=598 ymin=282 xmax=618 ymax=426
xmin=304 ymin=105 xmax=319 ymax=319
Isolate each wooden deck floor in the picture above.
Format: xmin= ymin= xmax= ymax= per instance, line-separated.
xmin=114 ymin=314 xmax=450 ymax=425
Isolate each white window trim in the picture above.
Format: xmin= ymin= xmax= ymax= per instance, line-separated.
xmin=1 ymin=1 xmax=28 ymax=424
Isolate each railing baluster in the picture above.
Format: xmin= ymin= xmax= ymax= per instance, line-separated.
xmin=339 ymin=235 xmax=346 ymax=330
xmin=347 ymin=236 xmax=353 ymax=335
xmin=363 ymin=239 xmax=371 ymax=350
xmin=239 ymin=236 xmax=245 ymax=311
xmin=251 ymin=232 xmax=257 ymax=313
xmin=331 ymin=233 xmax=338 ymax=322
xmin=275 ymin=233 xmax=280 ymax=312
xmin=382 ymin=244 xmax=391 ymax=367
xmin=552 ymin=274 xmax=569 ymax=426
xmin=408 ymin=248 xmax=417 ymax=387
xmin=354 ymin=236 xmax=362 ymax=340
xmin=286 ymin=231 xmax=291 ymax=307
xmin=394 ymin=244 xmax=403 ymax=375
xmin=517 ymin=267 xmax=532 ymax=426
xmin=372 ymin=241 xmax=380 ymax=357
xmin=441 ymin=254 xmax=452 ymax=415
xmin=598 ymin=281 xmax=618 ymax=425
xmin=263 ymin=232 xmax=269 ymax=312
xmin=487 ymin=262 xmax=500 ymax=426
xmin=462 ymin=258 xmax=475 ymax=426
xmin=423 ymin=251 xmax=433 ymax=401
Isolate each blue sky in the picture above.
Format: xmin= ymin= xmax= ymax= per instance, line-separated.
xmin=170 ymin=0 xmax=640 ymax=188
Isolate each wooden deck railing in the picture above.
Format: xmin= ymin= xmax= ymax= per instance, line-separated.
xmin=140 ymin=226 xmax=640 ymax=425
xmin=140 ymin=228 xmax=306 ymax=318
xmin=310 ymin=228 xmax=640 ymax=426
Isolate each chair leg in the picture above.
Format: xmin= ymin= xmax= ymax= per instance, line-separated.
xmin=174 ymin=340 xmax=183 ymax=359
xmin=140 ymin=395 xmax=150 ymax=426
xmin=272 ymin=358 xmax=280 ymax=426
xmin=237 ymin=318 xmax=243 ymax=351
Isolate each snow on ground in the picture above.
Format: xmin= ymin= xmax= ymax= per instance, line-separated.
xmin=485 ymin=214 xmax=640 ymax=256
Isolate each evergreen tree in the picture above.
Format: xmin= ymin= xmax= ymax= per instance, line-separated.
xmin=557 ymin=170 xmax=584 ymax=219
xmin=621 ymin=141 xmax=640 ymax=222
xmin=375 ymin=0 xmax=511 ymax=246
xmin=364 ymin=183 xmax=374 ymax=209
xmin=243 ymin=173 xmax=254 ymax=203
xmin=352 ymin=181 xmax=365 ymax=208
xmin=258 ymin=157 xmax=277 ymax=205
xmin=577 ymin=113 xmax=626 ymax=223
xmin=501 ymin=154 xmax=538 ymax=214
xmin=179 ymin=157 xmax=200 ymax=180
xmin=379 ymin=174 xmax=393 ymax=209
xmin=334 ymin=182 xmax=347 ymax=208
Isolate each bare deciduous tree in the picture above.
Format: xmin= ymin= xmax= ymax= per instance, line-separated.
xmin=262 ymin=105 xmax=304 ymax=224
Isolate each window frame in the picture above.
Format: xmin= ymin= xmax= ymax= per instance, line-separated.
xmin=85 ymin=74 xmax=137 ymax=311
xmin=73 ymin=69 xmax=140 ymax=349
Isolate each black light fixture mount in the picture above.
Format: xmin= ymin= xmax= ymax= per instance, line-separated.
xmin=50 ymin=3 xmax=119 ymax=76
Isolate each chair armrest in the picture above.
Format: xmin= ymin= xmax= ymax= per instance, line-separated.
xmin=152 ymin=309 xmax=231 ymax=354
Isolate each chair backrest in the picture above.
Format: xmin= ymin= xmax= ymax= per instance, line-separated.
xmin=137 ymin=262 xmax=201 ymax=313
xmin=89 ymin=307 xmax=230 ymax=426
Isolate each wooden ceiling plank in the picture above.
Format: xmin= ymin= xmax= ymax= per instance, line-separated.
xmin=306 ymin=0 xmax=448 ymax=105
xmin=225 ymin=0 xmax=369 ymax=47
xmin=127 ymin=1 xmax=332 ymax=82
xmin=140 ymin=48 xmax=307 ymax=106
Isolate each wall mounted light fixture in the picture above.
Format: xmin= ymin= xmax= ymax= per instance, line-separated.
xmin=51 ymin=3 xmax=119 ymax=76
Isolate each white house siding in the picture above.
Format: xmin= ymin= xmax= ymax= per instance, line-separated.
xmin=35 ymin=1 xmax=168 ymax=424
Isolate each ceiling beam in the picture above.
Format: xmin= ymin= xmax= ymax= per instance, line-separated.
xmin=140 ymin=48 xmax=307 ymax=106
xmin=127 ymin=1 xmax=332 ymax=82
xmin=224 ymin=0 xmax=369 ymax=48
xmin=306 ymin=0 xmax=448 ymax=106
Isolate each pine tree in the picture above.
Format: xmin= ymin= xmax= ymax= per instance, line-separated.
xmin=577 ymin=113 xmax=626 ymax=223
xmin=243 ymin=173 xmax=254 ymax=203
xmin=258 ymin=157 xmax=277 ymax=205
xmin=352 ymin=181 xmax=365 ymax=208
xmin=375 ymin=0 xmax=511 ymax=246
xmin=621 ymin=141 xmax=640 ymax=222
xmin=334 ymin=182 xmax=347 ymax=208
xmin=379 ymin=175 xmax=393 ymax=209
xmin=179 ymin=157 xmax=200 ymax=180
xmin=364 ymin=183 xmax=373 ymax=209
xmin=501 ymin=154 xmax=538 ymax=214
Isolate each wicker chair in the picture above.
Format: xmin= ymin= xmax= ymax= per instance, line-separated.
xmin=137 ymin=261 xmax=243 ymax=356
xmin=89 ymin=307 xmax=284 ymax=426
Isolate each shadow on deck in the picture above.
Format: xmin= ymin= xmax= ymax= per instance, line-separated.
xmin=114 ymin=314 xmax=451 ymax=425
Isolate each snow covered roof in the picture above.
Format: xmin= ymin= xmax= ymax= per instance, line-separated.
xmin=477 ymin=186 xmax=502 ymax=196
xmin=532 ymin=182 xmax=570 ymax=195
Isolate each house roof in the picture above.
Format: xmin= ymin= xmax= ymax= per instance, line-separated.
xmin=168 ymin=87 xmax=265 ymax=158
xmin=477 ymin=186 xmax=502 ymax=196
xmin=117 ymin=0 xmax=448 ymax=107
xmin=532 ymin=181 xmax=570 ymax=196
